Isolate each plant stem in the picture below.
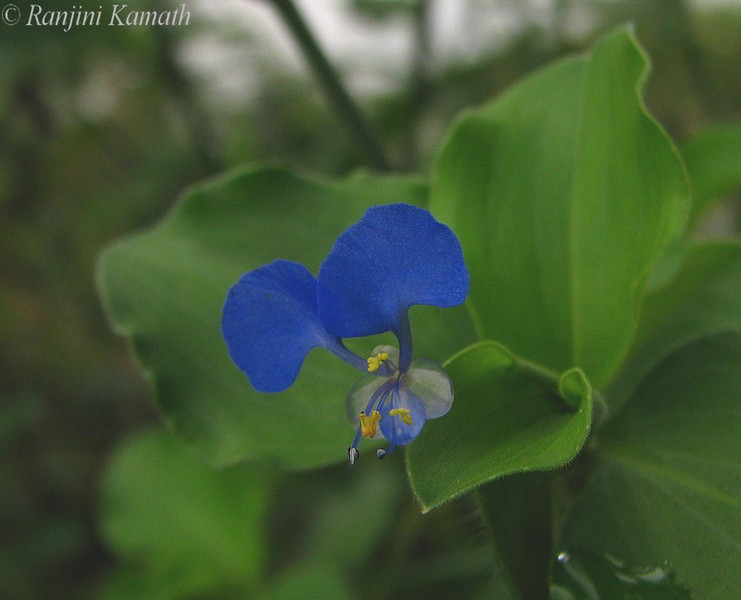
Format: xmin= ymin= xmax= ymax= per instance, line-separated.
xmin=511 ymin=354 xmax=562 ymax=395
xmin=270 ymin=0 xmax=391 ymax=171
xmin=512 ymin=353 xmax=608 ymax=424
xmin=402 ymin=0 xmax=432 ymax=171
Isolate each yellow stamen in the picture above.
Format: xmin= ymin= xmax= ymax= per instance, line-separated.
xmin=366 ymin=351 xmax=390 ymax=373
xmin=359 ymin=410 xmax=381 ymax=438
xmin=389 ymin=407 xmax=413 ymax=425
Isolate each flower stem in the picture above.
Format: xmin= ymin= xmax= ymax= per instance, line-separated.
xmin=396 ymin=310 xmax=413 ymax=372
xmin=325 ymin=337 xmax=392 ymax=377
xmin=269 ymin=0 xmax=391 ymax=171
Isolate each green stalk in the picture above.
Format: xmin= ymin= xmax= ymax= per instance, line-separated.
xmin=510 ymin=354 xmax=562 ymax=395
xmin=270 ymin=0 xmax=391 ymax=171
xmin=516 ymin=356 xmax=607 ymax=421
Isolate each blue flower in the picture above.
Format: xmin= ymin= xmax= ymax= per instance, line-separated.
xmin=221 ymin=203 xmax=468 ymax=465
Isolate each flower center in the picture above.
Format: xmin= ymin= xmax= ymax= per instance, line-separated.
xmin=366 ymin=351 xmax=389 ymax=373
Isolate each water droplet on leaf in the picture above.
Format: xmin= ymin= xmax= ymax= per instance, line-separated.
xmin=551 ymin=548 xmax=690 ymax=599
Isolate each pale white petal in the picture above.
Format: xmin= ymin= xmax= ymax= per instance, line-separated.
xmin=404 ymin=359 xmax=454 ymax=419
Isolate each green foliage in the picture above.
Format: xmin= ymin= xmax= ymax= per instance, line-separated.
xmin=550 ymin=548 xmax=692 ymax=599
xmin=101 ymin=424 xmax=500 ymax=599
xmin=406 ymin=342 xmax=591 ymax=511
xmin=430 ymin=26 xmax=689 ymax=389
xmin=100 ymin=429 xmax=267 ymax=599
xmin=2 ymin=0 xmax=740 ymax=598
xmin=608 ymin=240 xmax=741 ymax=411
xmin=254 ymin=565 xmax=352 ymax=600
xmin=680 ymin=124 xmax=741 ymax=227
xmin=94 ymin=24 xmax=741 ymax=599
xmin=476 ymin=473 xmax=554 ymax=599
xmin=560 ymin=333 xmax=741 ymax=599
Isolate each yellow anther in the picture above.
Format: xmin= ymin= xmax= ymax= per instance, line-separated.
xmin=359 ymin=410 xmax=381 ymax=438
xmin=366 ymin=351 xmax=390 ymax=373
xmin=389 ymin=407 xmax=413 ymax=425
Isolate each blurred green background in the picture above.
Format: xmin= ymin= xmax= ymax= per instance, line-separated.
xmin=1 ymin=1 xmax=739 ymax=598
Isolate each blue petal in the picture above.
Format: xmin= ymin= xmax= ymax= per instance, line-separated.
xmin=379 ymin=382 xmax=426 ymax=446
xmin=221 ymin=259 xmax=337 ymax=393
xmin=316 ymin=203 xmax=468 ymax=339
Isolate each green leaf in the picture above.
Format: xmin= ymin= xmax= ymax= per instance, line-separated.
xmin=608 ymin=240 xmax=741 ymax=411
xmin=679 ymin=124 xmax=741 ymax=227
xmin=96 ymin=166 xmax=477 ymax=468
xmin=550 ymin=548 xmax=691 ymax=600
xmin=559 ymin=333 xmax=741 ymax=600
xmin=406 ymin=342 xmax=592 ymax=511
xmin=100 ymin=428 xmax=268 ymax=599
xmin=430 ymin=26 xmax=689 ymax=388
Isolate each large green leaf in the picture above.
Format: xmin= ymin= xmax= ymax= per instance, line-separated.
xmin=406 ymin=342 xmax=592 ymax=511
xmin=679 ymin=124 xmax=741 ymax=228
xmin=100 ymin=428 xmax=267 ymax=600
xmin=430 ymin=27 xmax=689 ymax=388
xmin=559 ymin=333 xmax=741 ymax=600
xmin=607 ymin=240 xmax=741 ymax=411
xmin=97 ymin=166 xmax=477 ymax=468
